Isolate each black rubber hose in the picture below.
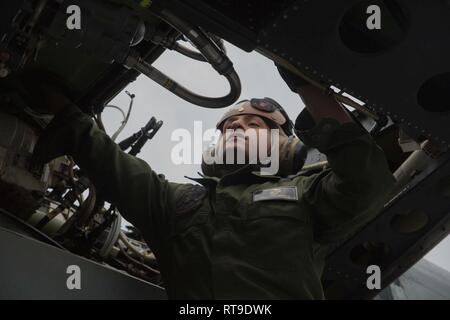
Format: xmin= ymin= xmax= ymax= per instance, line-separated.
xmin=126 ymin=54 xmax=241 ymax=108
xmin=173 ymin=42 xmax=206 ymax=61
xmin=173 ymin=34 xmax=226 ymax=62
xmin=126 ymin=9 xmax=241 ymax=109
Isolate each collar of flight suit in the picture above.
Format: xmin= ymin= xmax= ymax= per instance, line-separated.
xmin=185 ymin=164 xmax=282 ymax=189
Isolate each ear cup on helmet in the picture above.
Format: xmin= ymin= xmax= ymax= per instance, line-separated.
xmin=278 ymin=135 xmax=308 ymax=177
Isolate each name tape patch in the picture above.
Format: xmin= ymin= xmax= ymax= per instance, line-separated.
xmin=252 ymin=186 xmax=298 ymax=202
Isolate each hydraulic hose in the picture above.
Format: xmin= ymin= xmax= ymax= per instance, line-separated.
xmin=174 ymin=42 xmax=205 ymax=61
xmin=125 ymin=10 xmax=241 ymax=108
xmin=172 ymin=34 xmax=227 ymax=62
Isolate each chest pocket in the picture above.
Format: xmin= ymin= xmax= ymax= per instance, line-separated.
xmin=239 ymin=186 xmax=313 ymax=271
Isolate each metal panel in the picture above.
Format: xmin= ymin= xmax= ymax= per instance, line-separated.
xmin=321 ymin=151 xmax=450 ymax=299
xmin=256 ymin=0 xmax=450 ymax=147
xmin=0 ymin=227 xmax=167 ymax=299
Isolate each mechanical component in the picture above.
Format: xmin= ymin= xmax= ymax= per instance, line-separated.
xmin=43 ymin=0 xmax=146 ymax=64
xmin=94 ymin=211 xmax=122 ymax=258
xmin=0 ymin=0 xmax=48 ymax=77
xmin=125 ymin=9 xmax=241 ymax=108
xmin=152 ymin=32 xmax=227 ymax=63
xmin=398 ymin=128 xmax=421 ymax=153
xmin=118 ymin=116 xmax=163 ymax=156
xmin=0 ymin=111 xmax=50 ymax=192
xmin=108 ymin=90 xmax=135 ymax=141
xmin=392 ymin=140 xmax=445 ymax=197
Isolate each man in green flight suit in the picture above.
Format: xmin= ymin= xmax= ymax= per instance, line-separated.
xmin=32 ymin=65 xmax=396 ymax=299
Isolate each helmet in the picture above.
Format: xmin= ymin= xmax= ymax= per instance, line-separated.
xmin=202 ymin=97 xmax=308 ymax=178
xmin=216 ymin=98 xmax=294 ymax=136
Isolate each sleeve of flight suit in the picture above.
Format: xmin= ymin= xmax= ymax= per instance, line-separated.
xmin=33 ymin=103 xmax=182 ymax=253
xmin=295 ymin=109 xmax=397 ymax=244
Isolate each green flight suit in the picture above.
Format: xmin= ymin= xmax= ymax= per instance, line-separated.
xmin=34 ymin=103 xmax=396 ymax=299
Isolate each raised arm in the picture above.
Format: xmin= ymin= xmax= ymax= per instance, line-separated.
xmin=33 ymin=94 xmax=181 ymax=252
xmin=277 ymin=64 xmax=396 ymax=243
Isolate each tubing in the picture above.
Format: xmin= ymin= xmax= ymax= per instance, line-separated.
xmin=125 ymin=9 xmax=241 ymax=108
xmin=173 ymin=34 xmax=227 ymax=62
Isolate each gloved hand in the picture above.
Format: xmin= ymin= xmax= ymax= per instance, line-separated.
xmin=275 ymin=63 xmax=311 ymax=93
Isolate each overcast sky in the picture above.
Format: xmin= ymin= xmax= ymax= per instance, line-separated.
xmin=102 ymin=43 xmax=450 ymax=272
